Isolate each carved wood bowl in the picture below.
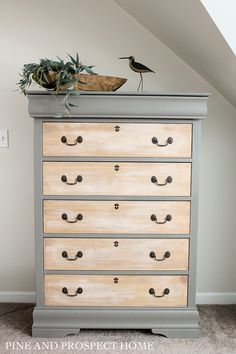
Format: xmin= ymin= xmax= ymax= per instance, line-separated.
xmin=37 ymin=72 xmax=127 ymax=92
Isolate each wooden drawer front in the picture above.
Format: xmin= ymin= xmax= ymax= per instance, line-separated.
xmin=44 ymin=275 xmax=188 ymax=307
xmin=43 ymin=123 xmax=192 ymax=157
xmin=44 ymin=238 xmax=189 ymax=270
xmin=43 ymin=162 xmax=191 ymax=196
xmin=44 ymin=200 xmax=190 ymax=234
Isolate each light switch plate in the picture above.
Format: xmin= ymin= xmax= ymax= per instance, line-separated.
xmin=0 ymin=129 xmax=9 ymax=148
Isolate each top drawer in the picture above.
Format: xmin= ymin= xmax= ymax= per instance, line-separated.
xmin=43 ymin=123 xmax=192 ymax=157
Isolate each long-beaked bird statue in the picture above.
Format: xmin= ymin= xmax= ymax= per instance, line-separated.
xmin=119 ymin=56 xmax=155 ymax=91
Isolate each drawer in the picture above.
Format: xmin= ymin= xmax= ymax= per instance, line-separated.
xmin=43 ymin=123 xmax=192 ymax=157
xmin=43 ymin=162 xmax=191 ymax=196
xmin=44 ymin=200 xmax=190 ymax=234
xmin=44 ymin=238 xmax=189 ymax=270
xmin=44 ymin=275 xmax=188 ymax=307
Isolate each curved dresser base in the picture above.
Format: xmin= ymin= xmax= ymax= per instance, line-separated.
xmin=32 ymin=307 xmax=199 ymax=338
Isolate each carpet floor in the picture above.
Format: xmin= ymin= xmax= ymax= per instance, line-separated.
xmin=0 ymin=304 xmax=235 ymax=354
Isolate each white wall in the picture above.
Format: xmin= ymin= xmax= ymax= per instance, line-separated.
xmin=0 ymin=0 xmax=235 ymax=303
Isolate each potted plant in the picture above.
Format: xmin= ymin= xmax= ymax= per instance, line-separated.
xmin=18 ymin=53 xmax=127 ymax=113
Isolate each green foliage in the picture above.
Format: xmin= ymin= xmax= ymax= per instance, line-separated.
xmin=17 ymin=53 xmax=97 ymax=115
xmin=18 ymin=53 xmax=97 ymax=94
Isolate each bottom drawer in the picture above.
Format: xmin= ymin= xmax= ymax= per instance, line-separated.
xmin=44 ymin=275 xmax=187 ymax=307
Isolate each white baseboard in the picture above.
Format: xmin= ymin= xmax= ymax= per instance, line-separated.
xmin=0 ymin=291 xmax=36 ymax=303
xmin=0 ymin=291 xmax=235 ymax=304
xmin=196 ymin=292 xmax=236 ymax=305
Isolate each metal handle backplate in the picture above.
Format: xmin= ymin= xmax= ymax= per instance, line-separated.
xmin=151 ymin=176 xmax=173 ymax=186
xmin=149 ymin=251 xmax=171 ymax=261
xmin=152 ymin=137 xmax=173 ymax=147
xmin=62 ymin=287 xmax=83 ymax=297
xmin=61 ymin=175 xmax=83 ymax=185
xmin=150 ymin=214 xmax=172 ymax=224
xmin=61 ymin=213 xmax=83 ymax=223
xmin=62 ymin=250 xmax=83 ymax=261
xmin=149 ymin=287 xmax=170 ymax=297
xmin=61 ymin=136 xmax=83 ymax=146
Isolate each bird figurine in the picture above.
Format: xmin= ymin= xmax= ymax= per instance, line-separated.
xmin=119 ymin=56 xmax=155 ymax=92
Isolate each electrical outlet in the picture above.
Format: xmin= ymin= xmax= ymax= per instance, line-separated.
xmin=0 ymin=129 xmax=9 ymax=148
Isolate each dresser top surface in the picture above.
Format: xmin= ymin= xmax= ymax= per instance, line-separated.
xmin=26 ymin=90 xmax=210 ymax=98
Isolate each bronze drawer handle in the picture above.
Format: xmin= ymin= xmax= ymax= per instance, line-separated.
xmin=149 ymin=251 xmax=171 ymax=261
xmin=61 ymin=136 xmax=83 ymax=146
xmin=152 ymin=136 xmax=173 ymax=147
xmin=61 ymin=213 xmax=83 ymax=223
xmin=62 ymin=287 xmax=83 ymax=297
xmin=62 ymin=250 xmax=83 ymax=260
xmin=61 ymin=175 xmax=83 ymax=185
xmin=150 ymin=214 xmax=172 ymax=224
xmin=151 ymin=176 xmax=173 ymax=186
xmin=149 ymin=287 xmax=170 ymax=298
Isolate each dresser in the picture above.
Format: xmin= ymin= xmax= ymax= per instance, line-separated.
xmin=27 ymin=91 xmax=208 ymax=338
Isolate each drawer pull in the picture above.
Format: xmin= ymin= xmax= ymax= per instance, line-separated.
xmin=62 ymin=287 xmax=83 ymax=297
xmin=149 ymin=287 xmax=170 ymax=297
xmin=62 ymin=250 xmax=83 ymax=260
xmin=61 ymin=213 xmax=83 ymax=223
xmin=150 ymin=214 xmax=172 ymax=224
xmin=61 ymin=175 xmax=83 ymax=185
xmin=152 ymin=136 xmax=173 ymax=147
xmin=61 ymin=136 xmax=83 ymax=146
xmin=151 ymin=176 xmax=173 ymax=186
xmin=149 ymin=251 xmax=171 ymax=261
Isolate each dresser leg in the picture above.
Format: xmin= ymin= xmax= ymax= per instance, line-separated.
xmin=151 ymin=328 xmax=200 ymax=338
xmin=32 ymin=328 xmax=80 ymax=338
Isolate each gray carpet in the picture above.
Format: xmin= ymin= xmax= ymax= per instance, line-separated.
xmin=0 ymin=304 xmax=235 ymax=354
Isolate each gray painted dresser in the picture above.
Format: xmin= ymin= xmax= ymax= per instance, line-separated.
xmin=27 ymin=91 xmax=208 ymax=338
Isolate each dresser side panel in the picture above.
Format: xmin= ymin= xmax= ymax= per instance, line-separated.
xmin=34 ymin=119 xmax=44 ymax=307
xmin=188 ymin=120 xmax=201 ymax=306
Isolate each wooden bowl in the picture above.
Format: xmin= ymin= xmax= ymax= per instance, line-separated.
xmin=38 ymin=72 xmax=127 ymax=92
xmin=72 ymin=73 xmax=127 ymax=91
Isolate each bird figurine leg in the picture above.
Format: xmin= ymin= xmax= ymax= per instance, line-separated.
xmin=141 ymin=72 xmax=144 ymax=91
xmin=137 ymin=75 xmax=141 ymax=92
xmin=137 ymin=73 xmax=142 ymax=92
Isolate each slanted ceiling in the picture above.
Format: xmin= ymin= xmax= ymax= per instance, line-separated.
xmin=115 ymin=0 xmax=236 ymax=107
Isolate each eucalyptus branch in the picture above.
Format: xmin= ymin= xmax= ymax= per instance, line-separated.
xmin=17 ymin=53 xmax=97 ymax=115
